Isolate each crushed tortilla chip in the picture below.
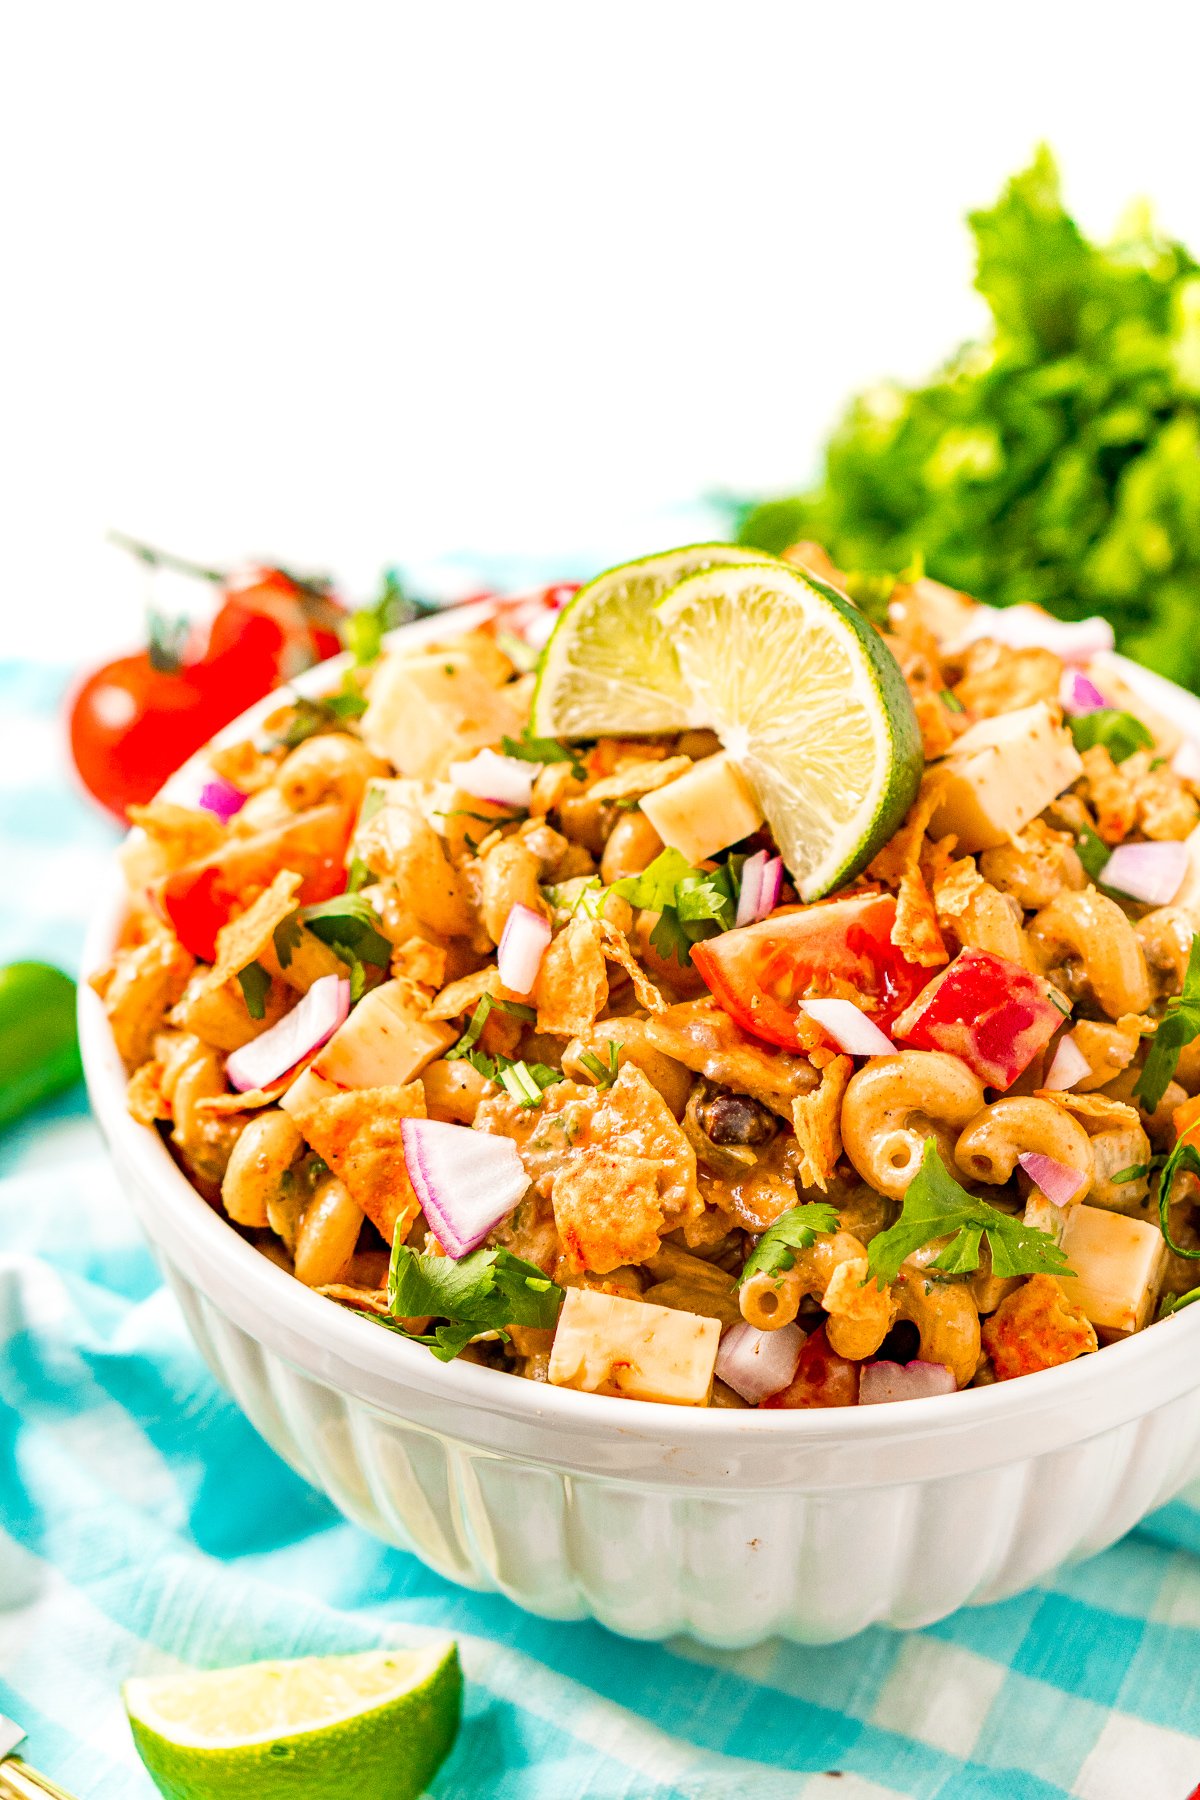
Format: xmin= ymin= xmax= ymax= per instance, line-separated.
xmin=596 ymin=918 xmax=665 ymax=1012
xmin=912 ymin=690 xmax=957 ymax=762
xmin=868 ymin=774 xmax=947 ymax=887
xmin=194 ymin=1052 xmax=322 ymax=1114
xmin=124 ymin=800 xmax=224 ymax=878
xmin=1079 ymin=745 xmax=1137 ymax=846
xmin=317 ymin=1282 xmax=394 ymax=1317
xmin=291 ymin=1080 xmax=428 ymax=1245
xmin=1034 ymin=1089 xmax=1142 ymax=1136
xmin=534 ymin=918 xmax=609 ymax=1036
xmin=551 ymin=1149 xmax=668 ymax=1273
xmin=93 ymin=928 xmax=195 ymax=1069
xmin=893 ymin=868 xmax=948 ymax=968
xmin=981 ymin=1274 xmax=1097 ymax=1380
xmin=933 ymin=856 xmax=1030 ymax=969
xmin=586 ymin=755 xmax=693 ymax=807
xmin=210 ymin=870 xmax=303 ymax=986
xmin=426 ymin=967 xmax=509 ymax=1022
xmin=790 ymin=1053 xmax=852 ymax=1191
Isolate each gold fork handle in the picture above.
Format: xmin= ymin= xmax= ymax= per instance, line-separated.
xmin=0 ymin=1759 xmax=79 ymax=1800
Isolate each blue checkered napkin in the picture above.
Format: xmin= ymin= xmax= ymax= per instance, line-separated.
xmin=2 ymin=657 xmax=1200 ymax=1800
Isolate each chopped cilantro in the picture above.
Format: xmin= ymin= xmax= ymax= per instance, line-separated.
xmin=1135 ymin=937 xmax=1200 ymax=1110
xmin=501 ymin=731 xmax=586 ymax=779
xmin=1067 ymin=710 xmax=1155 ymax=765
xmin=866 ymin=1141 xmax=1074 ymax=1284
xmin=263 ymin=694 xmax=350 ymax=751
xmin=940 ymin=687 xmax=965 ymax=714
xmin=385 ymin=1240 xmax=564 ymax=1361
xmin=273 ymin=893 xmax=391 ymax=1003
xmin=346 ymin=781 xmax=390 ymax=893
xmin=578 ymin=1042 xmax=621 ymax=1087
xmin=1160 ymin=1286 xmax=1200 ymax=1318
xmin=236 ymin=961 xmax=271 ymax=1021
xmin=1155 ymin=1129 xmax=1200 ymax=1261
xmin=543 ymin=876 xmax=608 ymax=921
xmin=1075 ymin=826 xmax=1111 ymax=882
xmin=498 ymin=1060 xmax=561 ymax=1107
xmin=739 ymin=1202 xmax=840 ymax=1288
xmin=612 ymin=848 xmax=738 ymax=966
xmin=341 ymin=569 xmax=437 ymax=668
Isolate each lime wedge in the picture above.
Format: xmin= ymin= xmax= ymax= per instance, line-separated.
xmin=124 ymin=1642 xmax=461 ymax=1800
xmin=530 ymin=542 xmax=771 ymax=737
xmin=656 ymin=562 xmax=923 ymax=900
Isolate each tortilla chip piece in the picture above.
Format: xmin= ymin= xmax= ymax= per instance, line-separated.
xmin=1034 ymin=1089 xmax=1142 ymax=1136
xmin=535 ymin=919 xmax=609 ymax=1036
xmin=587 ymin=756 xmax=693 ymax=806
xmin=551 ymin=1149 xmax=668 ymax=1274
xmin=893 ymin=868 xmax=949 ymax=968
xmin=912 ymin=690 xmax=957 ymax=762
xmin=791 ymin=1053 xmax=852 ymax=1192
xmin=868 ymin=774 xmax=948 ymax=887
xmin=194 ymin=1051 xmax=322 ymax=1114
xmin=291 ymin=1080 xmax=428 ymax=1246
xmin=317 ymin=1282 xmax=394 ymax=1317
xmin=121 ymin=803 xmax=227 ymax=896
xmin=93 ymin=928 xmax=196 ymax=1069
xmin=211 ymin=870 xmax=303 ymax=986
xmin=426 ymin=967 xmax=506 ymax=1022
xmin=933 ymin=856 xmax=1031 ymax=969
xmin=597 ymin=919 xmax=665 ymax=1013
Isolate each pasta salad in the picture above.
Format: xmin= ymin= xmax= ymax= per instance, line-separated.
xmin=93 ymin=544 xmax=1200 ymax=1409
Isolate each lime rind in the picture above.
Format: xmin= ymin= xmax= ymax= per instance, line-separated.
xmin=656 ymin=562 xmax=923 ymax=900
xmin=124 ymin=1642 xmax=462 ymax=1800
xmin=531 ymin=542 xmax=772 ymax=738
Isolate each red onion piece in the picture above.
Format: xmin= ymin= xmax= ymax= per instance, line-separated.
xmin=1018 ymin=1150 xmax=1087 ymax=1207
xmin=197 ymin=775 xmax=248 ymax=822
xmin=715 ymin=1320 xmax=806 ymax=1404
xmin=1043 ymin=1032 xmax=1091 ymax=1092
xmin=859 ymin=1359 xmax=956 ymax=1404
xmin=735 ymin=852 xmax=783 ymax=927
xmin=1101 ymin=840 xmax=1189 ymax=907
xmin=497 ymin=902 xmax=552 ymax=995
xmin=735 ymin=851 xmax=766 ymax=926
xmin=799 ymin=997 xmax=894 ymax=1056
xmin=447 ymin=748 xmax=540 ymax=808
xmin=226 ymin=974 xmax=350 ymax=1093
xmin=1172 ymin=740 xmax=1200 ymax=785
xmin=399 ymin=1117 xmax=529 ymax=1257
xmin=1058 ymin=669 xmax=1107 ymax=716
xmin=948 ymin=604 xmax=1114 ymax=664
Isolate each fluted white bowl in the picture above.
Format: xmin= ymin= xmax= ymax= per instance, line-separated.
xmin=80 ymin=619 xmax=1200 ymax=1646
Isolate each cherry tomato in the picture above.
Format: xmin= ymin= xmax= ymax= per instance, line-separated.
xmin=69 ymin=567 xmax=345 ymax=822
xmin=762 ymin=1327 xmax=861 ymax=1409
xmin=156 ymin=805 xmax=352 ymax=960
xmin=891 ymin=947 xmax=1065 ymax=1091
xmin=691 ymin=892 xmax=929 ymax=1051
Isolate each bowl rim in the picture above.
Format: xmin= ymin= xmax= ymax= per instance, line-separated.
xmin=78 ymin=606 xmax=1200 ymax=1458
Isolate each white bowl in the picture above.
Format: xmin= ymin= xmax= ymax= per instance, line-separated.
xmin=80 ymin=623 xmax=1200 ymax=1647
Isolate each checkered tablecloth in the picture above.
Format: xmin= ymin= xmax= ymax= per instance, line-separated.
xmin=3 ymin=655 xmax=1200 ymax=1800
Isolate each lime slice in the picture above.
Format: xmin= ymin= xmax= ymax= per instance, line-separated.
xmin=656 ymin=562 xmax=923 ymax=900
xmin=124 ymin=1642 xmax=461 ymax=1800
xmin=531 ymin=542 xmax=771 ymax=737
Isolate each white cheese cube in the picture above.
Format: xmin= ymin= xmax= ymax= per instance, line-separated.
xmin=279 ymin=1066 xmax=341 ymax=1117
xmin=361 ymin=650 xmax=523 ymax=779
xmin=311 ymin=981 xmax=456 ymax=1090
xmin=926 ymin=701 xmax=1083 ymax=853
xmin=638 ymin=752 xmax=763 ymax=864
xmin=548 ymin=1286 xmax=720 ymax=1406
xmin=1056 ymin=1203 xmax=1167 ymax=1336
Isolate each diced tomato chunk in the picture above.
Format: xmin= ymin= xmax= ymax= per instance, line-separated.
xmin=156 ymin=804 xmax=352 ymax=960
xmin=691 ymin=891 xmax=929 ymax=1052
xmin=891 ymin=947 xmax=1067 ymax=1090
xmin=761 ymin=1327 xmax=861 ymax=1409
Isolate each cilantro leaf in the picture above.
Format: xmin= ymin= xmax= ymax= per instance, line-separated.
xmin=940 ymin=687 xmax=965 ymax=714
xmin=1075 ymin=826 xmax=1111 ymax=882
xmin=739 ymin=1202 xmax=840 ymax=1288
xmin=346 ymin=781 xmax=390 ymax=893
xmin=543 ymin=876 xmax=608 ymax=921
xmin=341 ymin=569 xmax=437 ymax=668
xmin=386 ymin=1241 xmax=564 ymax=1361
xmin=612 ymin=849 xmax=738 ymax=967
xmin=866 ymin=1141 xmax=1074 ymax=1285
xmin=1135 ymin=937 xmax=1200 ymax=1110
xmin=262 ymin=694 xmax=353 ymax=751
xmin=272 ymin=894 xmax=392 ymax=1004
xmin=501 ymin=732 xmax=586 ymax=779
xmin=236 ymin=961 xmax=271 ymax=1021
xmin=1155 ymin=1131 xmax=1200 ymax=1261
xmin=1067 ymin=710 xmax=1155 ymax=764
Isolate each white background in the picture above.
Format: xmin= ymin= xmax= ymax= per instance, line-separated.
xmin=3 ymin=2 xmax=1200 ymax=663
